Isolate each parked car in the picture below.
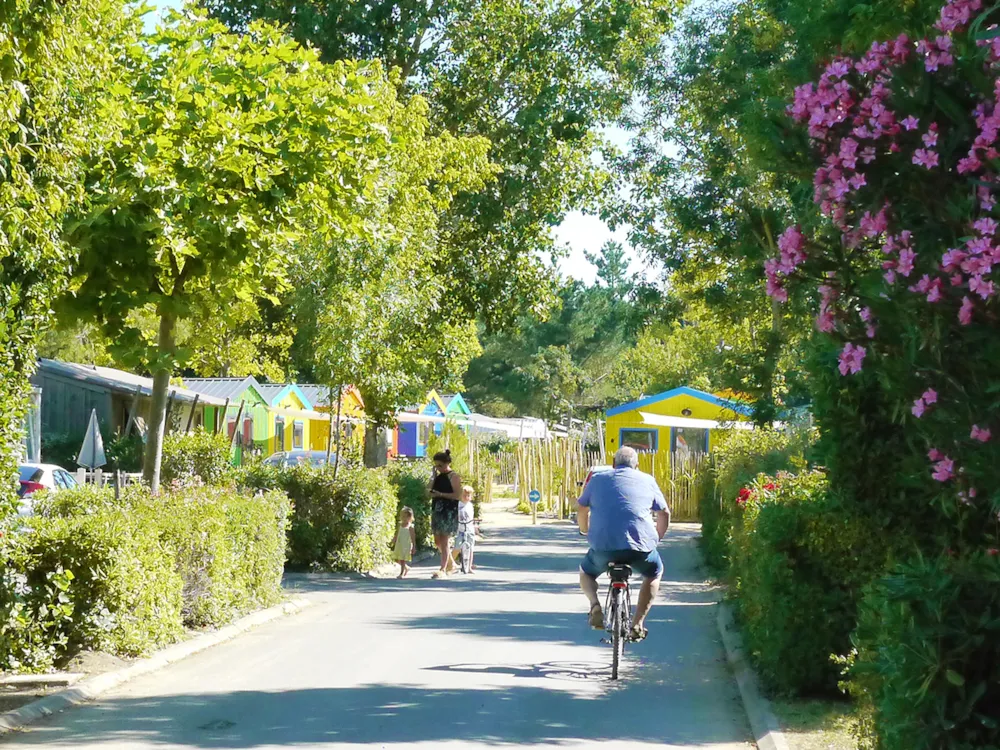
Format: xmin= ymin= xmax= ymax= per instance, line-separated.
xmin=17 ymin=463 xmax=80 ymax=516
xmin=262 ymin=450 xmax=347 ymax=469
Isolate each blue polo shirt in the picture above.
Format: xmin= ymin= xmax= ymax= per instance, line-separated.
xmin=578 ymin=467 xmax=668 ymax=552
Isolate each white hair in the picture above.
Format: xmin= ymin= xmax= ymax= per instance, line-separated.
xmin=613 ymin=446 xmax=639 ymax=469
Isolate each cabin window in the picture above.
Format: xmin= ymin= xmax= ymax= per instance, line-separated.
xmin=419 ymin=422 xmax=432 ymax=445
xmin=275 ymin=417 xmax=285 ymax=451
xmin=242 ymin=417 xmax=253 ymax=447
xmin=671 ymin=427 xmax=709 ymax=455
xmin=293 ymin=421 xmax=304 ymax=450
xmin=620 ymin=428 xmax=658 ymax=452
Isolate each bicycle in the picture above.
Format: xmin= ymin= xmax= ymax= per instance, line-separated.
xmin=603 ymin=562 xmax=633 ymax=680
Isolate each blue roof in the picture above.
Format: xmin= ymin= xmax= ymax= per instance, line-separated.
xmin=256 ymin=383 xmax=315 ymax=411
xmin=606 ymin=386 xmax=753 ymax=418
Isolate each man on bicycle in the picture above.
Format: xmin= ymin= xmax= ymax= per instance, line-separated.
xmin=577 ymin=446 xmax=670 ymax=640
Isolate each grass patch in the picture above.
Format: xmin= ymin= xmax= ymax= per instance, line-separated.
xmin=771 ymin=698 xmax=856 ymax=750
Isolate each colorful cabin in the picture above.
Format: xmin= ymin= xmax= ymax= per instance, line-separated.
xmin=297 ymin=384 xmax=365 ymax=452
xmin=256 ymin=383 xmax=318 ymax=454
xmin=183 ymin=377 xmax=271 ymax=463
xmin=605 ymin=386 xmax=753 ymax=458
xmin=395 ymin=389 xmax=450 ymax=458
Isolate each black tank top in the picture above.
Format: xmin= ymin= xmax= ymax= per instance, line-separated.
xmin=432 ymin=471 xmax=458 ymax=508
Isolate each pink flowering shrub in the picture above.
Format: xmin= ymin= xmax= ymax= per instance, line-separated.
xmin=769 ymin=0 xmax=1000 ymax=743
xmin=769 ymin=0 xmax=1000 ymax=552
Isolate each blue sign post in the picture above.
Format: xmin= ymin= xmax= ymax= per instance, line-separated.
xmin=529 ymin=489 xmax=541 ymax=524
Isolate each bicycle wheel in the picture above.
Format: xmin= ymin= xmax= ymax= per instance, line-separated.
xmin=610 ymin=589 xmax=623 ymax=680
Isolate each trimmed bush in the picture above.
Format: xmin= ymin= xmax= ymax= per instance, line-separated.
xmin=388 ymin=461 xmax=433 ymax=549
xmin=32 ymin=482 xmax=290 ymax=630
xmin=161 ymin=431 xmax=234 ymax=486
xmin=848 ymin=555 xmax=1000 ymax=750
xmin=729 ymin=470 xmax=885 ymax=695
xmin=1 ymin=510 xmax=184 ymax=671
xmin=700 ymin=429 xmax=807 ymax=572
xmin=243 ymin=466 xmax=397 ymax=572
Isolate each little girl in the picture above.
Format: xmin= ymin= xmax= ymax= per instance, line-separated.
xmin=456 ymin=486 xmax=476 ymax=574
xmin=391 ymin=507 xmax=417 ymax=579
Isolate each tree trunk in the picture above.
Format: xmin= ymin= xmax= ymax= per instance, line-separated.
xmin=142 ymin=309 xmax=177 ymax=493
xmin=363 ymin=422 xmax=387 ymax=468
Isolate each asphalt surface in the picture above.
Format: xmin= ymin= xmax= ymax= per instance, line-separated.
xmin=3 ymin=503 xmax=752 ymax=749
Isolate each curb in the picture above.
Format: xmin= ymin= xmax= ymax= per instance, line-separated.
xmin=368 ymin=548 xmax=437 ymax=578
xmin=0 ymin=597 xmax=312 ymax=736
xmin=716 ymin=602 xmax=791 ymax=750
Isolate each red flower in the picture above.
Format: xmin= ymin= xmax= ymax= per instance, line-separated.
xmin=988 ymin=548 xmax=999 ymax=556
xmin=736 ymin=488 xmax=753 ymax=507
xmin=763 ymin=482 xmax=778 ymax=491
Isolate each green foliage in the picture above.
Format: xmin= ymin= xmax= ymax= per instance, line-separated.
xmin=242 ymin=467 xmax=397 ymax=572
xmin=205 ymin=0 xmax=681 ymax=331
xmin=105 ymin=433 xmax=144 ymax=472
xmin=848 ymin=555 xmax=1000 ymax=750
xmin=466 ymin=264 xmax=674 ymax=420
xmin=1 ymin=505 xmax=184 ymax=671
xmin=700 ymin=429 xmax=807 ymax=571
xmin=41 ymin=432 xmax=86 ymax=470
xmin=31 ymin=482 xmax=290 ymax=637
xmin=729 ymin=471 xmax=886 ymax=695
xmin=160 ymin=432 xmax=234 ymax=487
xmin=388 ymin=462 xmax=433 ymax=550
xmin=0 ymin=0 xmax=136 ymax=519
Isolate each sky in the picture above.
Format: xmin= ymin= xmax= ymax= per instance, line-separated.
xmin=144 ymin=0 xmax=648 ymax=287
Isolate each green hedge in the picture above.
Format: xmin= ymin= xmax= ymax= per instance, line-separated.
xmin=700 ymin=429 xmax=806 ymax=572
xmin=848 ymin=555 xmax=1000 ymax=750
xmin=2 ymin=482 xmax=290 ymax=671
xmin=242 ymin=466 xmax=397 ymax=572
xmin=388 ymin=462 xmax=433 ymax=549
xmin=161 ymin=431 xmax=234 ymax=487
xmin=1 ymin=509 xmax=184 ymax=672
xmin=728 ymin=470 xmax=885 ymax=695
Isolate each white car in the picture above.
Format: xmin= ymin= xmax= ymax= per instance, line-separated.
xmin=17 ymin=463 xmax=80 ymax=515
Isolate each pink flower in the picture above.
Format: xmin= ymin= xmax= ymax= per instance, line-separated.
xmin=866 ymin=324 xmax=877 ymax=339
xmin=941 ymin=248 xmax=967 ymax=272
xmin=922 ymin=129 xmax=939 ymax=148
xmin=898 ymin=248 xmax=916 ymax=277
xmin=974 ymin=218 xmax=998 ymax=236
xmin=815 ymin=310 xmax=835 ymax=332
xmin=969 ymin=275 xmax=996 ymax=299
xmin=928 ymin=448 xmax=944 ymax=461
xmin=922 ymin=389 xmax=938 ymax=405
xmin=932 ymin=456 xmax=955 ymax=482
xmin=902 ymin=116 xmax=920 ymax=131
xmin=958 ymin=154 xmax=982 ymax=174
xmin=913 ymin=149 xmax=939 ymax=168
xmin=912 ymin=398 xmax=927 ymax=418
xmin=926 ymin=278 xmax=944 ymax=302
xmin=972 ymin=425 xmax=992 ymax=442
xmin=838 ymin=343 xmax=867 ymax=375
xmin=860 ymin=306 xmax=873 ymax=322
xmin=959 ymin=295 xmax=975 ymax=324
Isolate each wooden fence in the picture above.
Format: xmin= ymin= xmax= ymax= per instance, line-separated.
xmin=637 ymin=451 xmax=708 ymax=522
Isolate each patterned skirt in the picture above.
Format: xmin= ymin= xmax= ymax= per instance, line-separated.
xmin=431 ymin=499 xmax=459 ymax=535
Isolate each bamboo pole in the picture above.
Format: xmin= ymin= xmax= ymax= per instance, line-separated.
xmin=185 ymin=394 xmax=200 ymax=433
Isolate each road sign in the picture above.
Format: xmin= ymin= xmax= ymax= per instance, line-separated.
xmin=529 ymin=489 xmax=541 ymax=504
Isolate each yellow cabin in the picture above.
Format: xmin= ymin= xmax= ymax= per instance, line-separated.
xmin=605 ymin=386 xmax=753 ymax=458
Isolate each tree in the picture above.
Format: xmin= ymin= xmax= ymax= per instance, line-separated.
xmin=59 ymin=12 xmax=416 ymax=491
xmin=203 ymin=0 xmax=682 ymax=330
xmin=291 ymin=96 xmax=495 ymax=466
xmin=0 ymin=0 xmax=135 ymax=516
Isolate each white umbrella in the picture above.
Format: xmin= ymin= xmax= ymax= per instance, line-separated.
xmin=77 ymin=409 xmax=107 ymax=469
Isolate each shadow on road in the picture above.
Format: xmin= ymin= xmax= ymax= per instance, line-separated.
xmin=19 ymin=680 xmax=748 ymax=747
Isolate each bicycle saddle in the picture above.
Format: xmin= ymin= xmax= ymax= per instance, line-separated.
xmin=608 ymin=563 xmax=632 ymax=581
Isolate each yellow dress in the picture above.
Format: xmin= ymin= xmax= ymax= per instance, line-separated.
xmin=393 ymin=524 xmax=413 ymax=562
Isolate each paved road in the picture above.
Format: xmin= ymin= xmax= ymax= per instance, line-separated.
xmin=4 ymin=504 xmax=752 ymax=749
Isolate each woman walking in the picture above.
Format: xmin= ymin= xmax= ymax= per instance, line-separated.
xmin=430 ymin=449 xmax=462 ymax=579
